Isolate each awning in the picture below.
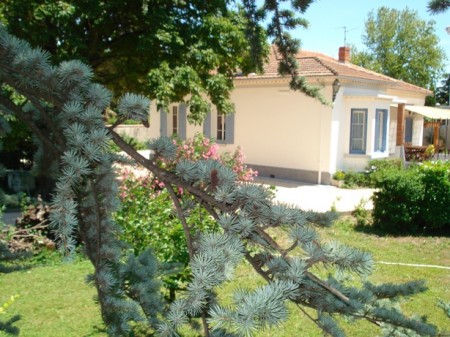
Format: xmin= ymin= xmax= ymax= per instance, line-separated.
xmin=404 ymin=105 xmax=450 ymax=119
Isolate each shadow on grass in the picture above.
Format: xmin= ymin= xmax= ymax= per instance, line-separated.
xmin=82 ymin=324 xmax=107 ymax=337
xmin=353 ymin=221 xmax=450 ymax=238
xmin=0 ymin=315 xmax=21 ymax=336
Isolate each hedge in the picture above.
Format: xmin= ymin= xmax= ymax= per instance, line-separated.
xmin=372 ymin=161 xmax=450 ymax=233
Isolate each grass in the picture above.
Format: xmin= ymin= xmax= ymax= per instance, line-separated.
xmin=1 ymin=217 xmax=449 ymax=337
xmin=0 ymin=260 xmax=106 ymax=337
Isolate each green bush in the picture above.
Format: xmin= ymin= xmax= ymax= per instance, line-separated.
xmin=342 ymin=171 xmax=368 ymax=188
xmin=115 ymin=172 xmax=218 ymax=300
xmin=372 ymin=161 xmax=450 ymax=233
xmin=338 ymin=159 xmax=402 ymax=189
xmin=332 ymin=170 xmax=345 ymax=181
xmin=109 ymin=133 xmax=146 ymax=152
xmin=372 ymin=169 xmax=424 ymax=233
xmin=420 ymin=161 xmax=450 ymax=230
xmin=365 ymin=158 xmax=402 ymax=187
xmin=115 ymin=134 xmax=258 ymax=300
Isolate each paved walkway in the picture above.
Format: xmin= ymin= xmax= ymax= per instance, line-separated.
xmin=1 ymin=179 xmax=375 ymax=226
xmin=255 ymin=177 xmax=375 ymax=213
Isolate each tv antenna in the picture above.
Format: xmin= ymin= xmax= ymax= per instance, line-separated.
xmin=337 ymin=26 xmax=357 ymax=46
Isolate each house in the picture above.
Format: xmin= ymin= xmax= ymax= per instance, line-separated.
xmin=142 ymin=46 xmax=433 ymax=184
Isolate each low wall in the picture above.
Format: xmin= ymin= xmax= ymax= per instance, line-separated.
xmin=112 ymin=125 xmax=153 ymax=143
xmin=248 ymin=164 xmax=331 ymax=185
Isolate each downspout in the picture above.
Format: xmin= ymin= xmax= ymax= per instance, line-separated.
xmin=395 ymin=103 xmax=406 ymax=163
xmin=317 ymin=107 xmax=323 ymax=185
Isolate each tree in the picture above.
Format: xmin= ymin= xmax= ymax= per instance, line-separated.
xmin=0 ymin=0 xmax=326 ymax=120
xmin=351 ymin=7 xmax=446 ymax=90
xmin=428 ymin=0 xmax=450 ymax=14
xmin=434 ymin=74 xmax=450 ymax=105
xmin=0 ymin=23 xmax=439 ymax=337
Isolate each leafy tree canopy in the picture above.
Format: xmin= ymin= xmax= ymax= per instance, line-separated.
xmin=434 ymin=73 xmax=450 ymax=105
xmin=0 ymin=0 xmax=323 ymax=123
xmin=351 ymin=7 xmax=446 ymax=90
xmin=428 ymin=0 xmax=450 ymax=14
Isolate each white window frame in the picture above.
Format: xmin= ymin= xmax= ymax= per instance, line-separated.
xmin=374 ymin=109 xmax=388 ymax=152
xmin=349 ymin=108 xmax=367 ymax=154
xmin=217 ymin=113 xmax=226 ymax=142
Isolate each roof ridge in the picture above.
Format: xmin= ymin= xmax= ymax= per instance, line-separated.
xmin=308 ymin=55 xmax=338 ymax=76
xmin=238 ymin=45 xmax=431 ymax=95
xmin=314 ymin=54 xmax=431 ymax=93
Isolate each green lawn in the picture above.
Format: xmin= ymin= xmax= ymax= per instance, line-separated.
xmin=1 ymin=218 xmax=449 ymax=337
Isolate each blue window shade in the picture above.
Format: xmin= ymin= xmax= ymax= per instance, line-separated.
xmin=225 ymin=113 xmax=235 ymax=144
xmin=350 ymin=109 xmax=367 ymax=154
xmin=179 ymin=103 xmax=187 ymax=140
xmin=203 ymin=111 xmax=211 ymax=138
xmin=405 ymin=117 xmax=413 ymax=143
xmin=160 ymin=109 xmax=168 ymax=137
xmin=375 ymin=109 xmax=388 ymax=152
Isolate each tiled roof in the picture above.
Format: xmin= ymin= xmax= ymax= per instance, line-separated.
xmin=236 ymin=45 xmax=431 ymax=95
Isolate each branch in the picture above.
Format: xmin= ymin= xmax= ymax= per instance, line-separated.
xmin=244 ymin=252 xmax=271 ymax=282
xmin=88 ymin=179 xmax=103 ymax=268
xmin=108 ymin=116 xmax=127 ymax=130
xmin=22 ymin=94 xmax=66 ymax=151
xmin=109 ymin=129 xmax=237 ymax=214
xmin=165 ymin=184 xmax=195 ymax=259
xmin=304 ymin=271 xmax=350 ymax=303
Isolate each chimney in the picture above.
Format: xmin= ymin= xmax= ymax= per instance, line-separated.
xmin=338 ymin=46 xmax=350 ymax=63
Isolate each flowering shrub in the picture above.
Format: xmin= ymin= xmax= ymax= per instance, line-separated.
xmin=116 ymin=135 xmax=257 ymax=299
xmin=169 ymin=133 xmax=257 ymax=182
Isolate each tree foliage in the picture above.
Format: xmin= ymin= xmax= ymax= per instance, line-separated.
xmin=428 ymin=0 xmax=450 ymax=14
xmin=434 ymin=73 xmax=450 ymax=105
xmin=351 ymin=7 xmax=446 ymax=90
xmin=0 ymin=22 xmax=440 ymax=337
xmin=0 ymin=0 xmax=326 ymax=120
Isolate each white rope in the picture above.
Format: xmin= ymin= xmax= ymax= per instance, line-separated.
xmin=377 ymin=261 xmax=450 ymax=270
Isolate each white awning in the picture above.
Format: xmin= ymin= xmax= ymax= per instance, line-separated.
xmin=404 ymin=105 xmax=450 ymax=119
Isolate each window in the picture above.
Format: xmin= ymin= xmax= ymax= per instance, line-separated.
xmin=172 ymin=106 xmax=178 ymax=135
xmin=405 ymin=117 xmax=413 ymax=143
xmin=217 ymin=114 xmax=226 ymax=141
xmin=349 ymin=109 xmax=367 ymax=154
xmin=160 ymin=104 xmax=187 ymax=139
xmin=203 ymin=110 xmax=235 ymax=144
xmin=374 ymin=109 xmax=388 ymax=152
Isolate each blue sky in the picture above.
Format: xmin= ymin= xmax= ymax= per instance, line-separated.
xmin=292 ymin=0 xmax=450 ymax=70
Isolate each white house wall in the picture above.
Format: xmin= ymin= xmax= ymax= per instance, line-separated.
xmin=339 ymin=92 xmax=392 ymax=172
xmin=230 ymin=83 xmax=333 ymax=183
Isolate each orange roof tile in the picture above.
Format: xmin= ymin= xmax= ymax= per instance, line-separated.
xmin=235 ymin=45 xmax=431 ymax=95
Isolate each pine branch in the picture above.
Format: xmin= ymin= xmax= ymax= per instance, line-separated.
xmin=165 ymin=183 xmax=195 ymax=259
xmin=88 ymin=179 xmax=103 ymax=268
xmin=109 ymin=129 xmax=238 ymax=214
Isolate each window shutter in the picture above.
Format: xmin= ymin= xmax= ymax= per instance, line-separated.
xmin=405 ymin=117 xmax=413 ymax=143
xmin=160 ymin=109 xmax=168 ymax=137
xmin=225 ymin=113 xmax=235 ymax=144
xmin=203 ymin=110 xmax=211 ymax=138
xmin=179 ymin=103 xmax=187 ymax=140
xmin=375 ymin=110 xmax=381 ymax=151
xmin=382 ymin=110 xmax=388 ymax=151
